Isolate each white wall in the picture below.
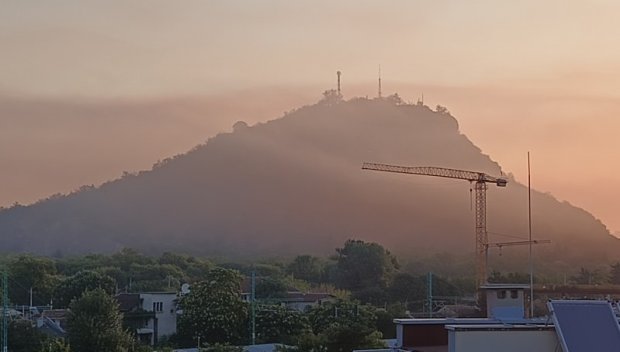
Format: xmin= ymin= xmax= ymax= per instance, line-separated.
xmin=140 ymin=293 xmax=178 ymax=342
xmin=448 ymin=329 xmax=558 ymax=352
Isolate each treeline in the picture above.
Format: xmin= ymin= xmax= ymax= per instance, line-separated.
xmin=5 ymin=239 xmax=618 ymax=351
xmin=0 ymin=240 xmax=470 ymax=310
xmin=0 ymin=239 xmax=471 ymax=351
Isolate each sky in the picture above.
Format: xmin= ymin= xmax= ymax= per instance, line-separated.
xmin=1 ymin=0 xmax=619 ymax=234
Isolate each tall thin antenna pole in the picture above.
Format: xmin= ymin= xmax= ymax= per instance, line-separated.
xmin=251 ymin=270 xmax=256 ymax=345
xmin=427 ymin=272 xmax=433 ymax=318
xmin=336 ymin=71 xmax=341 ymax=96
xmin=2 ymin=270 xmax=7 ymax=352
xmin=528 ymin=152 xmax=534 ymax=317
xmin=378 ymin=65 xmax=382 ymax=98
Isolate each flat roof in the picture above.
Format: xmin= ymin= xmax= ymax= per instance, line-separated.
xmin=394 ymin=317 xmax=549 ymax=325
xmin=480 ymin=284 xmax=530 ymax=289
xmin=445 ymin=324 xmax=554 ymax=331
xmin=394 ymin=318 xmax=496 ymax=325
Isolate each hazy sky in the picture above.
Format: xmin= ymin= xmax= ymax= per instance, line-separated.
xmin=1 ymin=1 xmax=619 ymax=233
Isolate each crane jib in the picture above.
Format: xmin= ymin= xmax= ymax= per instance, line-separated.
xmin=362 ymin=161 xmax=508 ymax=293
xmin=362 ymin=162 xmax=507 ymax=187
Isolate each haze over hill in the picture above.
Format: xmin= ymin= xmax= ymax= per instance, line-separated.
xmin=0 ymin=95 xmax=617 ymax=265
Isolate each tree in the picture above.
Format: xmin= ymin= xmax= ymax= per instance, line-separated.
xmin=111 ymin=248 xmax=153 ymax=272
xmin=488 ymin=271 xmax=530 ymax=284
xmin=283 ymin=332 xmax=327 ymax=352
xmin=333 ymin=240 xmax=399 ymax=293
xmin=178 ymin=268 xmax=248 ymax=345
xmin=8 ymin=319 xmax=48 ymax=352
xmin=307 ymin=300 xmax=384 ymax=352
xmin=53 ymin=270 xmax=116 ymax=308
xmin=323 ymin=324 xmax=383 ymax=352
xmin=319 ymin=90 xmax=342 ymax=105
xmin=287 ymin=256 xmax=324 ymax=283
xmin=126 ymin=263 xmax=184 ymax=292
xmin=571 ymin=267 xmax=607 ymax=285
xmin=256 ymin=277 xmax=288 ymax=300
xmin=202 ymin=344 xmax=244 ymax=352
xmin=610 ymin=262 xmax=620 ymax=284
xmin=375 ymin=304 xmax=407 ymax=339
xmin=45 ymin=339 xmax=72 ymax=352
xmin=387 ymin=273 xmax=424 ymax=304
xmin=435 ymin=105 xmax=449 ymax=114
xmin=385 ymin=93 xmax=403 ymax=105
xmin=158 ymin=252 xmax=214 ymax=282
xmin=8 ymin=254 xmax=58 ymax=305
xmin=67 ymin=288 xmax=132 ymax=352
xmin=255 ymin=305 xmax=309 ymax=343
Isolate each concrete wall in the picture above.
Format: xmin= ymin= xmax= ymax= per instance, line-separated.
xmin=141 ymin=293 xmax=178 ymax=343
xmin=486 ymin=289 xmax=525 ymax=319
xmin=448 ymin=329 xmax=557 ymax=352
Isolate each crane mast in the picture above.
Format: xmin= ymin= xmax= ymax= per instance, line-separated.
xmin=362 ymin=162 xmax=507 ymax=289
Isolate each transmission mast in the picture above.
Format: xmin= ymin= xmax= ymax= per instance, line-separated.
xmin=362 ymin=162 xmax=507 ymax=289
xmin=378 ymin=65 xmax=382 ymax=98
xmin=336 ymin=71 xmax=342 ymax=97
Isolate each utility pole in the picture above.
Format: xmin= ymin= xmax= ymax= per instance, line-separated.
xmin=251 ymin=270 xmax=256 ymax=345
xmin=528 ymin=152 xmax=534 ymax=318
xmin=427 ymin=272 xmax=433 ymax=318
xmin=3 ymin=270 xmax=8 ymax=352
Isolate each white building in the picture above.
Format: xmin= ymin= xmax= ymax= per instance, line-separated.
xmin=392 ymin=285 xmax=620 ymax=352
xmin=117 ymin=292 xmax=178 ymax=345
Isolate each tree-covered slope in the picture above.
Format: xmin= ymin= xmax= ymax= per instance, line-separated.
xmin=1 ymin=96 xmax=616 ymax=264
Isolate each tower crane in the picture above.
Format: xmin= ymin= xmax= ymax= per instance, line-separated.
xmin=361 ymin=162 xmax=507 ymax=289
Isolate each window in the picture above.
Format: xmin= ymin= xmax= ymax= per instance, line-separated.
xmin=153 ymin=301 xmax=163 ymax=312
xmin=497 ymin=290 xmax=507 ymax=299
xmin=510 ymin=290 xmax=519 ymax=299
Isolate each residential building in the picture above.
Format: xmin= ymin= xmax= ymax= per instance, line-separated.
xmin=117 ymin=292 xmax=178 ymax=345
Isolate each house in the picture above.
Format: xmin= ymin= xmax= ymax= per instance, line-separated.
xmin=37 ymin=309 xmax=68 ymax=338
xmin=279 ymin=292 xmax=336 ymax=311
xmin=480 ymin=283 xmax=530 ymax=319
xmin=240 ymin=276 xmax=335 ymax=312
xmin=41 ymin=309 xmax=68 ymax=330
xmin=393 ymin=285 xmax=552 ymax=351
xmin=116 ymin=292 xmax=178 ymax=345
xmin=173 ymin=343 xmax=291 ymax=352
xmin=390 ymin=283 xmax=620 ymax=352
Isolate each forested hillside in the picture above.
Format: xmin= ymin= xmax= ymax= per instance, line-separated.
xmin=0 ymin=94 xmax=616 ymax=267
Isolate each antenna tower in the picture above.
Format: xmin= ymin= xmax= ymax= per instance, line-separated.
xmin=336 ymin=71 xmax=341 ymax=96
xmin=378 ymin=65 xmax=382 ymax=98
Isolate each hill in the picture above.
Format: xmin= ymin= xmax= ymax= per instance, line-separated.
xmin=1 ymin=94 xmax=617 ymax=266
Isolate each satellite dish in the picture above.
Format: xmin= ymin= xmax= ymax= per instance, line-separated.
xmin=181 ymin=283 xmax=191 ymax=295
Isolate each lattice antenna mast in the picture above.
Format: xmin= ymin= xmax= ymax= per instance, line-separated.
xmin=362 ymin=162 xmax=507 ymax=290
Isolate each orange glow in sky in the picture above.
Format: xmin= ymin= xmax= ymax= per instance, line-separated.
xmin=1 ymin=0 xmax=618 ymax=234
